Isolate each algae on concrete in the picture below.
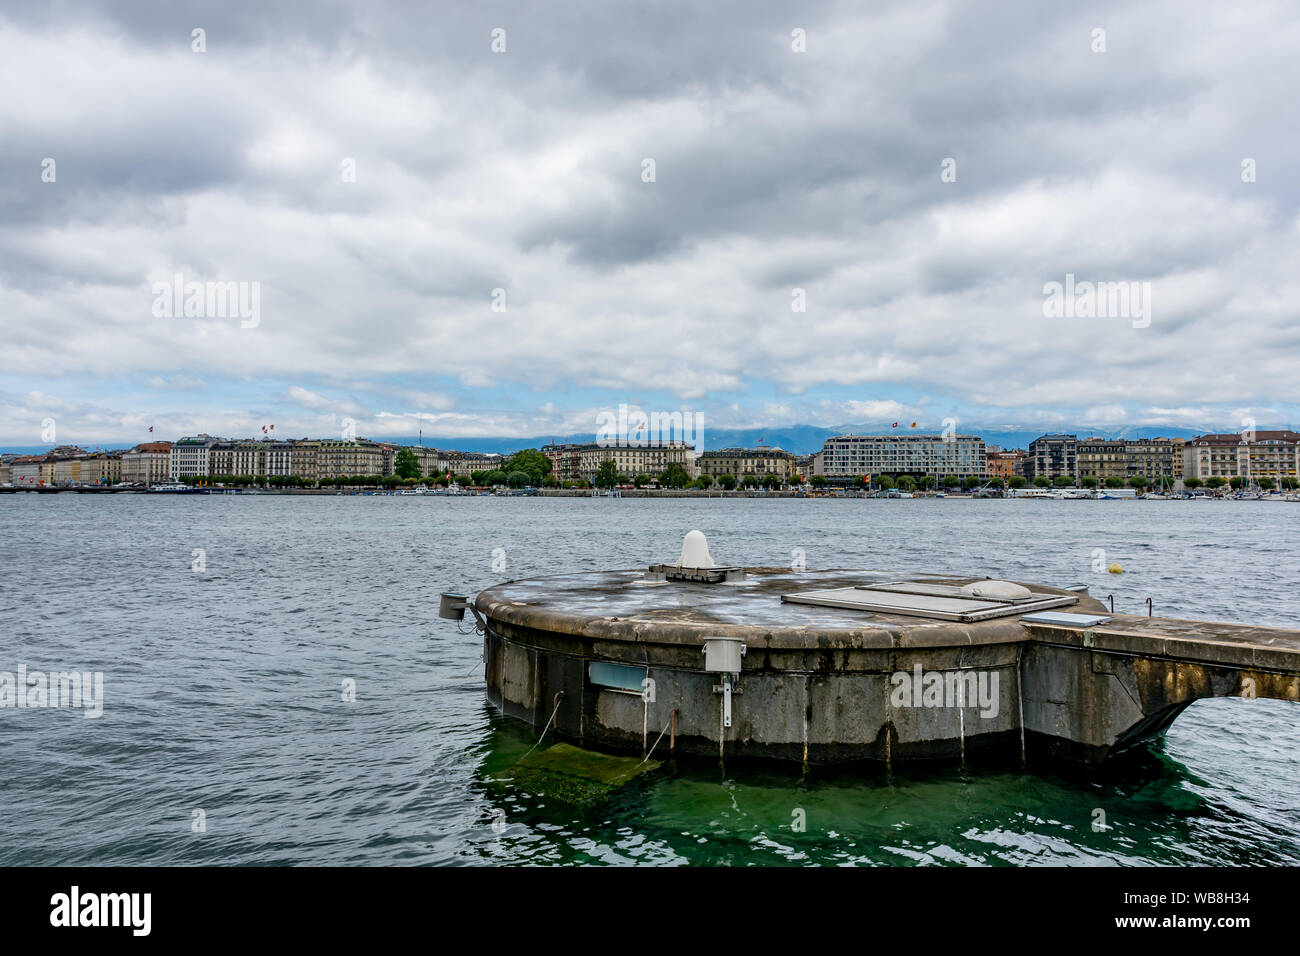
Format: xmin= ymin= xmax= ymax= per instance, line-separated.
xmin=490 ymin=742 xmax=663 ymax=809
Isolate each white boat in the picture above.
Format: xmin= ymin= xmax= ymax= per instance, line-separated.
xmin=146 ymin=482 xmax=198 ymax=493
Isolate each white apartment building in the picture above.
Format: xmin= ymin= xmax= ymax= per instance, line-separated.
xmin=821 ymin=434 xmax=987 ymax=480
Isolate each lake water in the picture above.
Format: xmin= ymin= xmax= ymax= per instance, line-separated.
xmin=0 ymin=494 xmax=1296 ymax=865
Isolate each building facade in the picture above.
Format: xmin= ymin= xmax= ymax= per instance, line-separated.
xmin=53 ymin=452 xmax=122 ymax=486
xmin=442 ymin=451 xmax=504 ymax=477
xmin=312 ymin=439 xmax=394 ymax=480
xmin=208 ymin=440 xmax=297 ymax=478
xmin=1076 ymin=438 xmax=1184 ymax=484
xmin=696 ymin=447 xmax=796 ymax=482
xmin=542 ymin=441 xmax=695 ymax=483
xmin=821 ymin=434 xmax=987 ymax=481
xmin=9 ymin=455 xmax=53 ymax=485
xmin=1024 ymin=434 xmax=1078 ymax=481
xmin=1183 ymin=431 xmax=1300 ymax=483
xmin=985 ymin=449 xmax=1025 ymax=480
xmin=1075 ymin=439 xmax=1127 ymax=482
xmin=121 ymin=442 xmax=173 ymax=485
xmin=170 ymin=435 xmax=222 ymax=478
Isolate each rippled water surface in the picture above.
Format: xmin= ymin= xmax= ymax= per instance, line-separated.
xmin=1 ymin=494 xmax=1296 ymax=865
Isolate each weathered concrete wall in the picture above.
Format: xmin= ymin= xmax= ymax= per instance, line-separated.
xmin=484 ymin=623 xmax=1027 ymax=764
xmin=1020 ymin=626 xmax=1300 ymax=763
xmin=477 ymin=570 xmax=1300 ymax=767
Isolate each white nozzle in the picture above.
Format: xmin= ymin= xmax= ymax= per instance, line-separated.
xmin=676 ymin=530 xmax=715 ymax=569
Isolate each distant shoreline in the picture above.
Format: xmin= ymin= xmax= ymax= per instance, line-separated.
xmin=0 ymin=486 xmax=1282 ymax=501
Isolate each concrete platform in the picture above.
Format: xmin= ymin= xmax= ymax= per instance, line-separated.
xmin=473 ymin=567 xmax=1300 ymax=767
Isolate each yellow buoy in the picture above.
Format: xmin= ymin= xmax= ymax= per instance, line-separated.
xmin=1108 ymin=563 xmax=1124 ymax=574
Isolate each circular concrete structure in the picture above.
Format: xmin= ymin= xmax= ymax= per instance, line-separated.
xmin=475 ymin=566 xmax=1110 ymax=765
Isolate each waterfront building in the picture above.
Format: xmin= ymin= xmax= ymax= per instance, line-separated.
xmin=1184 ymin=431 xmax=1300 ymax=483
xmin=0 ymin=459 xmax=10 ymax=484
xmin=407 ymin=445 xmax=446 ymax=478
xmin=985 ymin=448 xmax=1024 ymax=480
xmin=121 ymin=442 xmax=173 ymax=485
xmin=442 ymin=451 xmax=504 ymax=477
xmin=1024 ymin=434 xmax=1078 ymax=482
xmin=10 ymin=455 xmax=54 ymax=485
xmin=696 ymin=447 xmax=797 ymax=482
xmin=170 ymin=435 xmax=222 ymax=479
xmin=1125 ymin=438 xmax=1185 ymax=482
xmin=1076 ymin=437 xmax=1184 ymax=484
xmin=795 ymin=451 xmax=824 ymax=478
xmin=53 ymin=451 xmax=122 ymax=486
xmin=541 ymin=441 xmax=695 ymax=483
xmin=1075 ymin=439 xmax=1127 ymax=482
xmin=820 ymin=434 xmax=986 ymax=481
xmin=312 ymin=439 xmax=394 ymax=480
xmin=209 ymin=440 xmax=296 ymax=479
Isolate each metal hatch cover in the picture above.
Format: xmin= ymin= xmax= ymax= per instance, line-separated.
xmin=780 ymin=585 xmax=1077 ymax=622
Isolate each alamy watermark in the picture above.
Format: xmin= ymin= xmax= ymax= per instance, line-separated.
xmin=151 ymin=274 xmax=260 ymax=328
xmin=1042 ymin=273 xmax=1150 ymax=329
xmin=889 ymin=664 xmax=999 ymax=718
xmin=1 ymin=666 xmax=104 ymax=718
xmin=596 ymin=403 xmax=704 ymax=448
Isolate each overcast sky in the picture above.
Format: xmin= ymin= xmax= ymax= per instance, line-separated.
xmin=2 ymin=0 xmax=1298 ymax=446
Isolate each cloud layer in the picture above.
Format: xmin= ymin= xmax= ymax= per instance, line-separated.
xmin=2 ymin=1 xmax=1298 ymax=444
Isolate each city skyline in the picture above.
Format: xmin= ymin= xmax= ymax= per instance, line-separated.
xmin=4 ymin=2 xmax=1300 ymax=445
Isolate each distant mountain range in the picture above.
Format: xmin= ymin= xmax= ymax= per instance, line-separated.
xmin=3 ymin=424 xmax=1273 ymax=458
xmin=378 ymin=424 xmax=1219 ymax=456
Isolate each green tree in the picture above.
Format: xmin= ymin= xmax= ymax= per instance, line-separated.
xmin=505 ymin=449 xmax=553 ymax=486
xmin=896 ymin=475 xmax=916 ymax=492
xmin=1008 ymin=475 xmax=1027 ymax=489
xmin=719 ymin=474 xmax=737 ymax=490
xmin=809 ymin=474 xmax=827 ymax=487
xmin=394 ymin=448 xmax=421 ymax=480
xmin=507 ymin=470 xmax=530 ymax=488
xmin=483 ymin=469 xmax=509 ymax=486
xmin=917 ymin=475 xmax=935 ymax=490
xmin=633 ymin=473 xmax=652 ymax=488
xmin=1258 ymin=477 xmax=1275 ymax=491
xmin=1228 ymin=476 xmax=1245 ymax=490
xmin=740 ymin=475 xmax=761 ymax=489
xmin=594 ymin=460 xmax=620 ymax=488
xmin=658 ymin=463 xmax=691 ymax=488
xmin=1206 ymin=476 xmax=1227 ymax=489
xmin=763 ymin=473 xmax=782 ymax=489
xmin=966 ymin=476 xmax=985 ymax=490
xmin=944 ymin=475 xmax=963 ymax=489
xmin=1280 ymin=477 xmax=1297 ymax=491
xmin=1033 ymin=475 xmax=1051 ymax=488
xmin=1080 ymin=475 xmax=1099 ymax=489
xmin=1128 ymin=475 xmax=1148 ymax=490
xmin=1104 ymin=476 xmax=1125 ymax=488
xmin=877 ymin=475 xmax=897 ymax=490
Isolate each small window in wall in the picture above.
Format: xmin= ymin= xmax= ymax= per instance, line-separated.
xmin=588 ymin=661 xmax=647 ymax=695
